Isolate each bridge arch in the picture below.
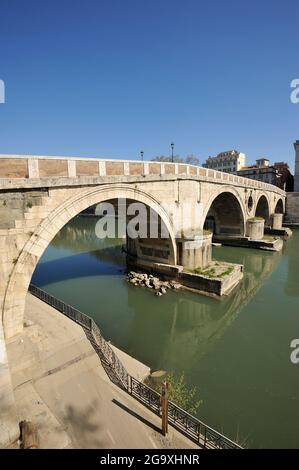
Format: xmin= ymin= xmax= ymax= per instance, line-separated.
xmin=202 ymin=189 xmax=246 ymax=236
xmin=2 ymin=184 xmax=177 ymax=338
xmin=255 ymin=194 xmax=270 ymax=225
xmin=274 ymin=198 xmax=284 ymax=214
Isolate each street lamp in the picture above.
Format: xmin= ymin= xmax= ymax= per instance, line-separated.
xmin=171 ymin=142 xmax=174 ymax=163
xmin=140 ymin=150 xmax=144 ymax=161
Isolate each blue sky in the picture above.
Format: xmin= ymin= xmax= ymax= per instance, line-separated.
xmin=0 ymin=0 xmax=298 ymax=170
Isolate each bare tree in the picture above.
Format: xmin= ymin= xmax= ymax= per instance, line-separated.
xmin=151 ymin=154 xmax=200 ymax=165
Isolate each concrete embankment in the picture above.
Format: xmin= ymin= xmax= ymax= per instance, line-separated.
xmin=5 ymin=293 xmax=195 ymax=449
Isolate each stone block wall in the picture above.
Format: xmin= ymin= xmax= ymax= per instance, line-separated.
xmin=286 ymin=192 xmax=299 ymax=223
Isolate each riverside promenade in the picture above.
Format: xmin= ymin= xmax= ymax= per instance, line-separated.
xmin=6 ymin=293 xmax=195 ymax=449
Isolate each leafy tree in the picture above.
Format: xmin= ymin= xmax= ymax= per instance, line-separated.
xmin=166 ymin=372 xmax=202 ymax=415
xmin=149 ymin=372 xmax=202 ymax=415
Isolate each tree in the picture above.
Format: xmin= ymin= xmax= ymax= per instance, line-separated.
xmin=185 ymin=154 xmax=200 ymax=166
xmin=149 ymin=372 xmax=202 ymax=415
xmin=151 ymin=155 xmax=184 ymax=163
xmin=151 ymin=155 xmax=200 ymax=165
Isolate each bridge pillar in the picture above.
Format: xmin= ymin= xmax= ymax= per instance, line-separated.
xmin=246 ymin=218 xmax=265 ymax=240
xmin=177 ymin=232 xmax=212 ymax=270
xmin=271 ymin=213 xmax=283 ymax=230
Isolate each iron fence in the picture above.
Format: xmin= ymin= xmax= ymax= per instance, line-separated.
xmin=129 ymin=376 xmax=161 ymax=415
xmin=168 ymin=400 xmax=242 ymax=449
xmin=29 ymin=283 xmax=242 ymax=449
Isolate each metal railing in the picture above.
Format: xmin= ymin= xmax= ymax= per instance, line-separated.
xmin=129 ymin=376 xmax=161 ymax=415
xmin=168 ymin=400 xmax=242 ymax=449
xmin=29 ymin=284 xmax=242 ymax=449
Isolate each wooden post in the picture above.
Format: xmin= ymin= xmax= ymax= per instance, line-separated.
xmin=20 ymin=420 xmax=39 ymax=449
xmin=161 ymin=381 xmax=169 ymax=436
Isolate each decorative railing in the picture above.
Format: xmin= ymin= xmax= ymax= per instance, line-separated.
xmin=168 ymin=401 xmax=242 ymax=449
xmin=129 ymin=376 xmax=161 ymax=415
xmin=29 ymin=284 xmax=242 ymax=449
xmin=90 ymin=318 xmax=129 ymax=389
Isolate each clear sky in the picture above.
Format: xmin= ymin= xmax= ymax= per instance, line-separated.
xmin=0 ymin=0 xmax=298 ymax=170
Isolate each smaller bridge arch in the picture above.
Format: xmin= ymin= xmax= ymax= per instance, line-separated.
xmin=202 ymin=190 xmax=246 ymax=237
xmin=255 ymin=194 xmax=270 ymax=225
xmin=274 ymin=198 xmax=284 ymax=214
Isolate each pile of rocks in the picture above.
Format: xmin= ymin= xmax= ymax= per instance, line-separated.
xmin=126 ymin=271 xmax=181 ymax=296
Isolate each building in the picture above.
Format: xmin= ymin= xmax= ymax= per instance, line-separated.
xmin=203 ymin=150 xmax=246 ymax=174
xmin=273 ymin=162 xmax=293 ymax=192
xmin=237 ymin=158 xmax=282 ymax=187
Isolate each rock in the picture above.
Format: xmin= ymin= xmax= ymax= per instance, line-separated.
xmin=161 ymin=281 xmax=171 ymax=288
xmin=24 ymin=320 xmax=34 ymax=327
xmin=127 ymin=271 xmax=177 ymax=295
xmin=170 ymin=281 xmax=181 ymax=289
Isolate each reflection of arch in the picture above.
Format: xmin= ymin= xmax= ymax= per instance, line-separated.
xmin=3 ymin=185 xmax=176 ymax=337
xmin=255 ymin=195 xmax=270 ymax=225
xmin=203 ymin=191 xmax=246 ymax=236
xmin=274 ymin=198 xmax=284 ymax=214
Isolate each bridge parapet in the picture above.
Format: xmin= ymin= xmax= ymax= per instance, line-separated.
xmin=0 ymin=154 xmax=285 ymax=196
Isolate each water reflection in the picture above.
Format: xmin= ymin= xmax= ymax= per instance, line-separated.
xmin=32 ymin=216 xmax=299 ymax=448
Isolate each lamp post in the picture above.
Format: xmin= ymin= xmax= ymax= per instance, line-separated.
xmin=140 ymin=150 xmax=144 ymax=161
xmin=171 ymin=142 xmax=174 ymax=163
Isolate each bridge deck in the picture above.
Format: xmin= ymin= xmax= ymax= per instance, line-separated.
xmin=0 ymin=154 xmax=285 ymax=196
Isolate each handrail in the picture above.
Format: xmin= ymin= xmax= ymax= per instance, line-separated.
xmin=28 ymin=284 xmax=242 ymax=449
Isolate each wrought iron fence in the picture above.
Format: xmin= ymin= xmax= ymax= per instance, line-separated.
xmin=129 ymin=376 xmax=161 ymax=415
xmin=29 ymin=283 xmax=242 ymax=449
xmin=90 ymin=318 xmax=129 ymax=389
xmin=168 ymin=401 xmax=242 ymax=449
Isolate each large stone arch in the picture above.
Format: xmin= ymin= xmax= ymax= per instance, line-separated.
xmin=255 ymin=194 xmax=271 ymax=225
xmin=201 ymin=187 xmax=246 ymax=236
xmin=2 ymin=184 xmax=177 ymax=338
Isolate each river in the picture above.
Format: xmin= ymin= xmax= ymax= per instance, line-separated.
xmin=31 ymin=215 xmax=299 ymax=448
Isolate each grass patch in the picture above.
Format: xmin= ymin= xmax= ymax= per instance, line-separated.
xmin=191 ymin=265 xmax=234 ymax=279
xmin=218 ymin=266 xmax=234 ymax=278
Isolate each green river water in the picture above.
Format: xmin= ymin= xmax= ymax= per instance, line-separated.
xmin=32 ymin=216 xmax=299 ymax=448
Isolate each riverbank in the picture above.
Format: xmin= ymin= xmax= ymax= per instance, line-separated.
xmin=5 ymin=293 xmax=196 ymax=449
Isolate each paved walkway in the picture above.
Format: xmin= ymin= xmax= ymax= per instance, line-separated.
xmin=6 ymin=293 xmax=196 ymax=449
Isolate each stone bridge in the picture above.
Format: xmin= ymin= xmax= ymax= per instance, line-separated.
xmin=0 ymin=154 xmax=285 ymax=340
xmin=0 ymin=154 xmax=286 ymax=447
